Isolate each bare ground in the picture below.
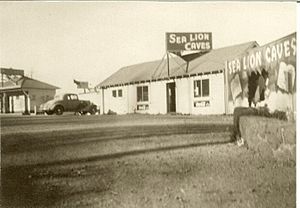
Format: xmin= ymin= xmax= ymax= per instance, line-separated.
xmin=1 ymin=114 xmax=296 ymax=208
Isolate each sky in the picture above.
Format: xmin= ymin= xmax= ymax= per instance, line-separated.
xmin=0 ymin=1 xmax=297 ymax=93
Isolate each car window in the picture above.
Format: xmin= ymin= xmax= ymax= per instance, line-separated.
xmin=70 ymin=95 xmax=78 ymax=100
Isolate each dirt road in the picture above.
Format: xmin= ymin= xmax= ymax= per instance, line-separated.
xmin=1 ymin=114 xmax=295 ymax=208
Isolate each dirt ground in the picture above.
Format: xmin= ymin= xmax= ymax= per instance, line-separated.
xmin=1 ymin=114 xmax=296 ymax=208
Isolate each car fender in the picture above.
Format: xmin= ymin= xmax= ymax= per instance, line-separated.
xmin=49 ymin=102 xmax=64 ymax=111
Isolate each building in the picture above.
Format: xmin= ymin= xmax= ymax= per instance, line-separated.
xmin=0 ymin=68 xmax=59 ymax=114
xmin=96 ymin=41 xmax=257 ymax=115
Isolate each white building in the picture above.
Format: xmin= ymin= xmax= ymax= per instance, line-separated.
xmin=96 ymin=41 xmax=257 ymax=115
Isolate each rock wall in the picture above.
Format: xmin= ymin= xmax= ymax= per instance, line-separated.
xmin=239 ymin=116 xmax=296 ymax=162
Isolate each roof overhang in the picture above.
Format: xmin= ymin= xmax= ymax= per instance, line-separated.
xmin=0 ymin=86 xmax=22 ymax=93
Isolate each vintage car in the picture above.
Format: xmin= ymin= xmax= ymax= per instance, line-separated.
xmin=40 ymin=93 xmax=97 ymax=115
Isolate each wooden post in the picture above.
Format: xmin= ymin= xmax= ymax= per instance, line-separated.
xmin=1 ymin=72 xmax=3 ymax=113
xmin=9 ymin=95 xmax=14 ymax=113
xmin=3 ymin=93 xmax=8 ymax=113
xmin=23 ymin=92 xmax=30 ymax=115
xmin=167 ymin=51 xmax=170 ymax=77
xmin=10 ymin=96 xmax=14 ymax=113
xmin=1 ymin=72 xmax=3 ymax=87
xmin=224 ymin=61 xmax=229 ymax=115
xmin=0 ymin=94 xmax=3 ymax=113
xmin=186 ymin=61 xmax=189 ymax=73
xmin=102 ymin=88 xmax=105 ymax=115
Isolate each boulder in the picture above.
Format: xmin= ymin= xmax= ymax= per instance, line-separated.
xmin=239 ymin=116 xmax=295 ymax=162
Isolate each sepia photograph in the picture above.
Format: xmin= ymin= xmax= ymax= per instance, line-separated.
xmin=0 ymin=1 xmax=297 ymax=208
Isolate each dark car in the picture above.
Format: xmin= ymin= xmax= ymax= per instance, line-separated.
xmin=40 ymin=93 xmax=97 ymax=115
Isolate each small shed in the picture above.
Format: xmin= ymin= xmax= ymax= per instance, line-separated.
xmin=0 ymin=68 xmax=59 ymax=114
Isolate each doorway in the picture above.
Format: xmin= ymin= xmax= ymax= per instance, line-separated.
xmin=166 ymin=82 xmax=176 ymax=113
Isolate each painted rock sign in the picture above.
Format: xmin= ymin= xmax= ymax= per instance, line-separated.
xmin=166 ymin=32 xmax=212 ymax=52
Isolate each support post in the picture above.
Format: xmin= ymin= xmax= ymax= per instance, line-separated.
xmin=102 ymin=88 xmax=105 ymax=115
xmin=12 ymin=96 xmax=14 ymax=113
xmin=224 ymin=61 xmax=229 ymax=114
xmin=9 ymin=96 xmax=14 ymax=113
xmin=0 ymin=94 xmax=3 ymax=113
xmin=1 ymin=72 xmax=3 ymax=87
xmin=167 ymin=51 xmax=170 ymax=77
xmin=1 ymin=72 xmax=3 ymax=113
xmin=3 ymin=93 xmax=8 ymax=113
xmin=186 ymin=61 xmax=189 ymax=73
xmin=23 ymin=92 xmax=30 ymax=115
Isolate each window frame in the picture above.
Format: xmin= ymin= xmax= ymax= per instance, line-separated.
xmin=194 ymin=78 xmax=210 ymax=98
xmin=118 ymin=89 xmax=123 ymax=97
xmin=137 ymin=85 xmax=149 ymax=103
xmin=112 ymin=90 xmax=117 ymax=98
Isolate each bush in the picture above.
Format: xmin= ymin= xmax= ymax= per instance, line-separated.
xmin=107 ymin=109 xmax=117 ymax=115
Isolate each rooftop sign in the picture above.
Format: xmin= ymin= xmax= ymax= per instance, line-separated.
xmin=166 ymin=32 xmax=212 ymax=52
xmin=0 ymin=68 xmax=24 ymax=76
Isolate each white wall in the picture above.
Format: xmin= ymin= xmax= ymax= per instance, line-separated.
xmin=12 ymin=95 xmax=25 ymax=112
xmin=190 ymin=73 xmax=225 ymax=115
xmin=127 ymin=85 xmax=137 ymax=113
xmin=103 ymin=86 xmax=128 ymax=114
xmin=101 ymin=72 xmax=226 ymax=115
xmin=149 ymin=81 xmax=167 ymax=114
xmin=176 ymin=78 xmax=191 ymax=114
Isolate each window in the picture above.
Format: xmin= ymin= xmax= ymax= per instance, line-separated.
xmin=202 ymin=79 xmax=209 ymax=96
xmin=70 ymin=94 xmax=78 ymax=100
xmin=112 ymin=90 xmax=117 ymax=97
xmin=118 ymin=89 xmax=123 ymax=97
xmin=194 ymin=79 xmax=209 ymax=97
xmin=137 ymin=86 xmax=148 ymax=102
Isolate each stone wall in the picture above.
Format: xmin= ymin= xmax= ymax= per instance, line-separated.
xmin=239 ymin=116 xmax=296 ymax=162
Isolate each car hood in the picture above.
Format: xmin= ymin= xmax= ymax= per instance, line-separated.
xmin=40 ymin=100 xmax=56 ymax=109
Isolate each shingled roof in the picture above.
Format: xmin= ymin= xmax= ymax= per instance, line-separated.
xmin=97 ymin=41 xmax=258 ymax=88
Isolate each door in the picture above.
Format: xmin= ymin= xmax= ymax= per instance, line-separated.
xmin=166 ymin=82 xmax=176 ymax=113
xmin=64 ymin=94 xmax=80 ymax=111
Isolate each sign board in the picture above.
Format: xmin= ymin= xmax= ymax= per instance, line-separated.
xmin=0 ymin=68 xmax=24 ymax=76
xmin=225 ymin=32 xmax=296 ymax=111
xmin=73 ymin=79 xmax=89 ymax=89
xmin=166 ymin=32 xmax=212 ymax=52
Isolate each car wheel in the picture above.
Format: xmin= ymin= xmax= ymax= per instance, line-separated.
xmin=89 ymin=107 xmax=97 ymax=115
xmin=45 ymin=111 xmax=54 ymax=115
xmin=54 ymin=106 xmax=64 ymax=115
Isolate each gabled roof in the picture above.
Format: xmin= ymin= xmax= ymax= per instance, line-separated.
xmin=22 ymin=77 xmax=59 ymax=90
xmin=0 ymin=76 xmax=59 ymax=91
xmin=97 ymin=41 xmax=258 ymax=88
